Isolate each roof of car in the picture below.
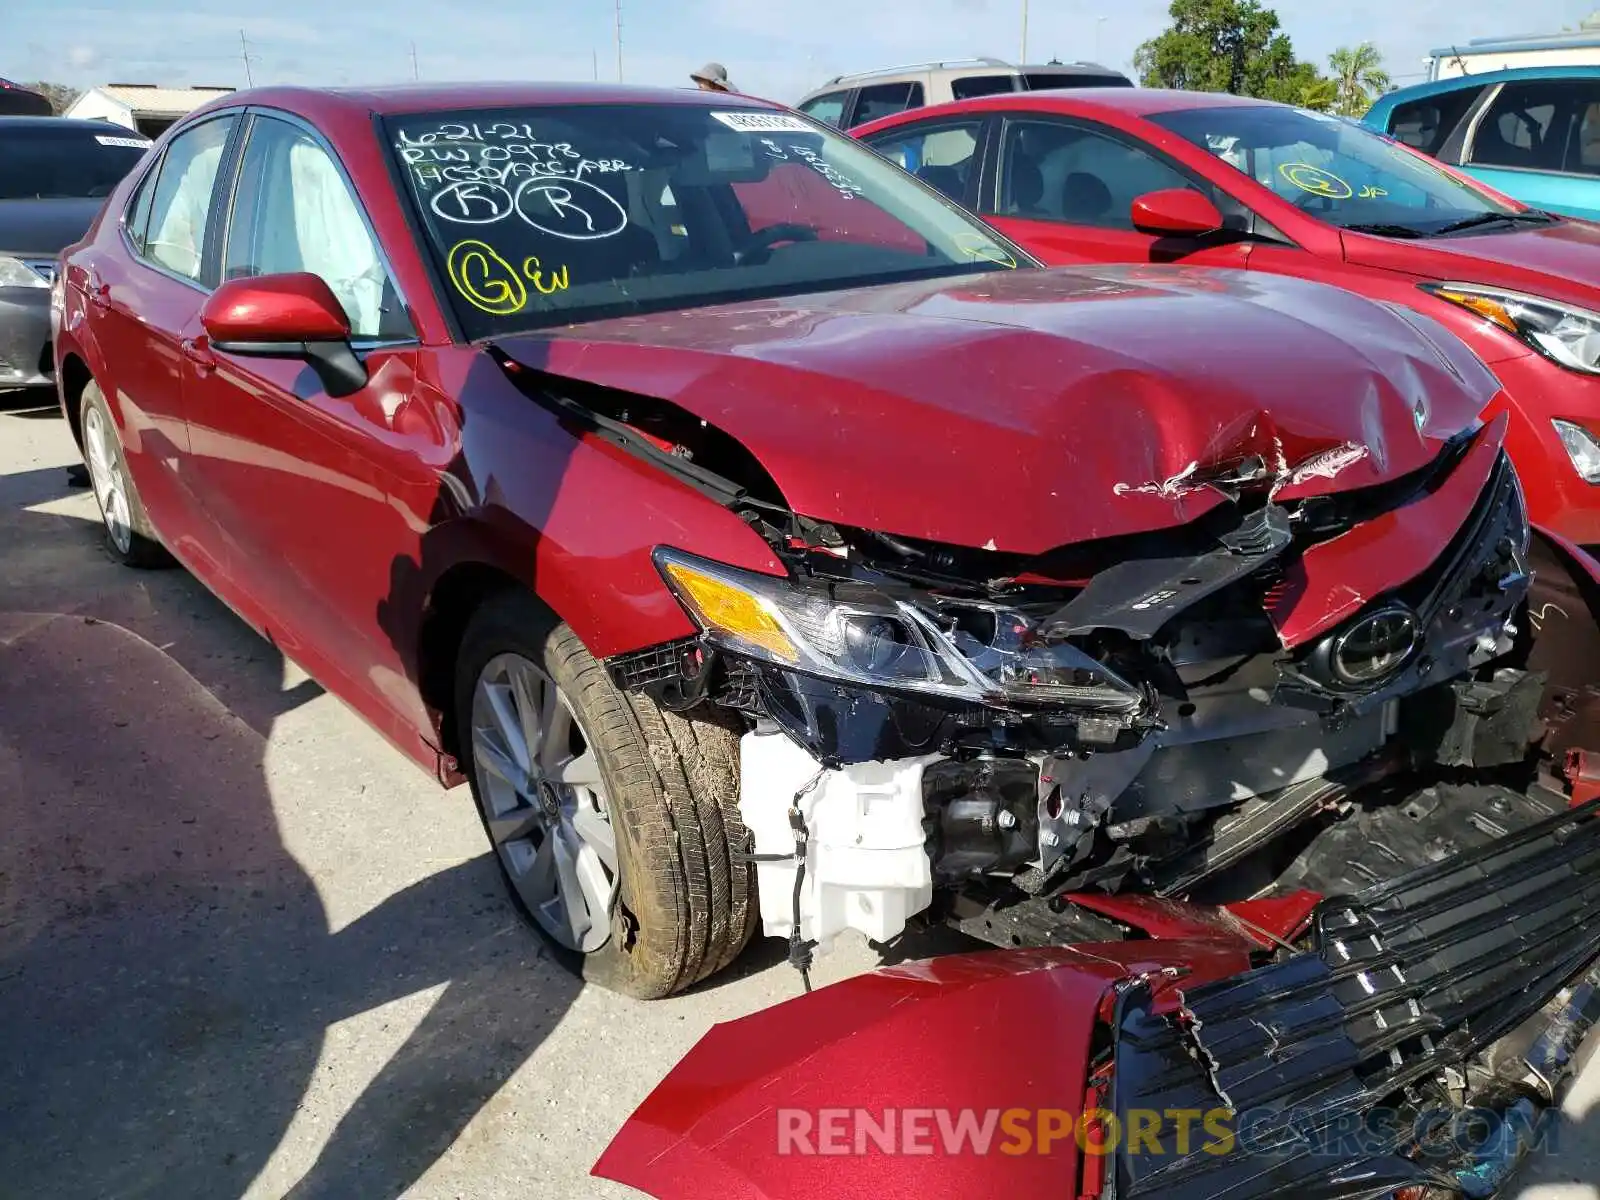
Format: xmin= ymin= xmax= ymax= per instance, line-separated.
xmin=1369 ymin=65 xmax=1600 ymax=110
xmin=191 ymin=82 xmax=782 ymax=121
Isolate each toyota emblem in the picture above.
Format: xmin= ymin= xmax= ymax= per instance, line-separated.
xmin=1330 ymin=604 xmax=1420 ymax=685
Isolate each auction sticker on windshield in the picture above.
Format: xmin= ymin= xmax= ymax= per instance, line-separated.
xmin=711 ymin=112 xmax=813 ymax=133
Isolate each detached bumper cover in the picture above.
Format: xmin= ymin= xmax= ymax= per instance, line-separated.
xmin=1112 ymin=797 xmax=1600 ymax=1199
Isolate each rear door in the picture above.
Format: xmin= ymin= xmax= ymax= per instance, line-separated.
xmin=973 ymin=113 xmax=1251 ymax=267
xmin=80 ymin=112 xmax=240 ymax=575
xmin=181 ymin=108 xmax=447 ymax=724
xmin=1462 ymin=79 xmax=1600 ymax=220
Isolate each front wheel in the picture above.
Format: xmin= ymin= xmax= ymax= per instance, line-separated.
xmin=454 ymin=591 xmax=755 ymax=998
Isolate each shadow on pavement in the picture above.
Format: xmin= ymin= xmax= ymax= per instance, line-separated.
xmin=0 ymin=608 xmax=582 ymax=1199
xmin=1 ymin=444 xmax=585 ymax=1197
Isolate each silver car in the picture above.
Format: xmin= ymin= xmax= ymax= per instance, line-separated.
xmin=797 ymin=57 xmax=1131 ymax=130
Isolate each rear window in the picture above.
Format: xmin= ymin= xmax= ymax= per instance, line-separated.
xmin=951 ymin=75 xmax=1021 ymax=101
xmin=0 ymin=125 xmax=151 ymax=200
xmin=1022 ymin=72 xmax=1131 ymax=90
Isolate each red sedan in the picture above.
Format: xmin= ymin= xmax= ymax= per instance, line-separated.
xmin=54 ymin=82 xmax=1600 ymax=1021
xmin=854 ymin=88 xmax=1600 ymax=553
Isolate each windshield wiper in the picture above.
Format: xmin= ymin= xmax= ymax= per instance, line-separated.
xmin=1432 ymin=210 xmax=1554 ymax=235
xmin=1342 ymin=222 xmax=1427 ymax=238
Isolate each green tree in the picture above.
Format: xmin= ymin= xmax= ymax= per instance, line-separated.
xmin=1134 ymin=0 xmax=1310 ymax=98
xmin=25 ymin=82 xmax=80 ymax=114
xmin=1328 ymin=42 xmax=1390 ymax=117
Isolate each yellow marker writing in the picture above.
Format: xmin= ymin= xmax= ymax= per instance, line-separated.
xmin=447 ymin=239 xmax=527 ymax=315
xmin=1278 ymin=162 xmax=1353 ymax=200
xmin=523 ymin=256 xmax=571 ymax=296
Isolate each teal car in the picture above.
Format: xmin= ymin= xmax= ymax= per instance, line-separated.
xmin=1364 ymin=66 xmax=1600 ymax=221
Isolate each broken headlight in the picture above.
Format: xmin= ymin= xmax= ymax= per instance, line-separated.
xmin=654 ymin=547 xmax=1145 ymax=711
xmin=1425 ymin=282 xmax=1600 ymax=375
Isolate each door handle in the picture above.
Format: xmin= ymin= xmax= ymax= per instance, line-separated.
xmin=181 ymin=338 xmax=216 ymax=372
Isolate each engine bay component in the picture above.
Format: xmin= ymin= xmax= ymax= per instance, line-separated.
xmin=737 ymin=726 xmax=936 ymax=953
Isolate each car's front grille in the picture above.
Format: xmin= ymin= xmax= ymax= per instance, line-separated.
xmin=1110 ymin=796 xmax=1600 ymax=1197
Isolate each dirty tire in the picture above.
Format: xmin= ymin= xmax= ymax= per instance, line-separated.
xmin=455 ymin=590 xmax=756 ymax=999
xmin=79 ymin=381 xmax=171 ymax=568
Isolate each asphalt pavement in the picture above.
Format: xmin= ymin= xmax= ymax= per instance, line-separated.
xmin=2 ymin=391 xmax=1596 ymax=1198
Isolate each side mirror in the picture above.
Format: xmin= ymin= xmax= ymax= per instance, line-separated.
xmin=200 ymin=272 xmax=368 ymax=397
xmin=1130 ymin=188 xmax=1226 ymax=238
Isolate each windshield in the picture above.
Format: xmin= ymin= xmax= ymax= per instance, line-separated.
xmin=0 ymin=125 xmax=151 ymax=200
xmin=1149 ymin=103 xmax=1523 ymax=236
xmin=384 ymin=103 xmax=1024 ymax=338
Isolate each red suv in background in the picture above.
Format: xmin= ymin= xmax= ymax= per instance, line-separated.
xmin=855 ymin=89 xmax=1600 ymax=553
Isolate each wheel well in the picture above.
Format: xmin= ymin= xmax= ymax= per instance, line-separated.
xmin=59 ymin=355 xmax=91 ymax=451
xmin=418 ymin=562 xmax=544 ymax=763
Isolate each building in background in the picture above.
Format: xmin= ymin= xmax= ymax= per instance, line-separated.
xmin=1428 ymin=14 xmax=1600 ymax=80
xmin=64 ymin=84 xmax=234 ymax=137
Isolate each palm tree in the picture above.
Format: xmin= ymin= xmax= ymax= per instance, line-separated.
xmin=1299 ymin=76 xmax=1339 ymax=112
xmin=1329 ymin=43 xmax=1391 ymax=117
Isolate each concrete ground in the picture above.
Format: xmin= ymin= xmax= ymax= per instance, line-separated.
xmin=1 ymin=391 xmax=1596 ymax=1199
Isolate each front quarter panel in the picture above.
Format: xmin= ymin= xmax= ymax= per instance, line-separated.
xmin=427 ymin=348 xmax=788 ymax=659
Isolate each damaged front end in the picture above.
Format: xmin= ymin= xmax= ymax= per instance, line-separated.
xmin=594 ymin=800 xmax=1600 ymax=1200
xmin=606 ymin=407 xmax=1591 ymax=957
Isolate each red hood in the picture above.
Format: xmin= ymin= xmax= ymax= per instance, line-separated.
xmin=1343 ymin=217 xmax=1600 ymax=311
xmin=496 ymin=265 xmax=1498 ymax=555
xmin=592 ymin=942 xmax=1251 ymax=1199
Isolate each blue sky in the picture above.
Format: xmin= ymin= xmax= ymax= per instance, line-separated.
xmin=2 ymin=0 xmax=1596 ymax=104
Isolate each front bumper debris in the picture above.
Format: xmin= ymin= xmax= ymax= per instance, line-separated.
xmin=1110 ymin=797 xmax=1600 ymax=1199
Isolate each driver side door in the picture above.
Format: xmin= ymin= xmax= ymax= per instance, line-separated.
xmin=182 ymin=110 xmax=453 ymax=733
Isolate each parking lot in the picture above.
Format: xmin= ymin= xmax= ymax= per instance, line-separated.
xmin=3 ymin=389 xmax=1599 ymax=1198
xmin=0 ymin=393 xmax=890 ymax=1198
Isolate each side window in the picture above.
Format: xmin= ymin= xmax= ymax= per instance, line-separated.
xmin=142 ymin=116 xmax=235 ymax=281
xmin=863 ymin=119 xmax=984 ymax=204
xmin=123 ymin=157 xmax=160 ymax=255
xmin=1571 ymin=100 xmax=1600 ymax=175
xmin=223 ymin=116 xmax=408 ymax=341
xmin=1469 ymin=83 xmax=1572 ymax=171
xmin=1388 ymin=88 xmax=1482 ymax=157
xmin=998 ymin=118 xmax=1192 ymax=229
xmin=951 ymin=74 xmax=1019 ymax=101
xmin=850 ymin=82 xmax=925 ymax=128
xmin=799 ymin=91 xmax=850 ymax=128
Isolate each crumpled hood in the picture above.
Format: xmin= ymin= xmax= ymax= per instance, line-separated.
xmin=1343 ymin=216 xmax=1600 ymax=312
xmin=498 ymin=264 xmax=1499 ymax=555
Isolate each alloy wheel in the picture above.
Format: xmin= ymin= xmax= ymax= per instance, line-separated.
xmin=469 ymin=652 xmax=619 ymax=952
xmin=82 ymin=404 xmax=133 ymax=556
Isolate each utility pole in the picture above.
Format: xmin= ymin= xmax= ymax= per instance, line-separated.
xmin=1019 ymin=0 xmax=1028 ymax=62
xmin=614 ymin=0 xmax=623 ymax=82
xmin=239 ymin=29 xmax=254 ymax=87
xmin=1094 ymin=16 xmax=1107 ymax=62
xmin=410 ymin=41 xmax=419 ymax=81
xmin=592 ymin=48 xmax=599 ymax=81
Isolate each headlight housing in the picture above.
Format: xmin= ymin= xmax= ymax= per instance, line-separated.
xmin=1424 ymin=282 xmax=1600 ymax=375
xmin=653 ymin=547 xmax=1146 ymax=711
xmin=0 ymin=255 xmax=49 ymax=290
xmin=1554 ymin=419 xmax=1600 ymax=483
